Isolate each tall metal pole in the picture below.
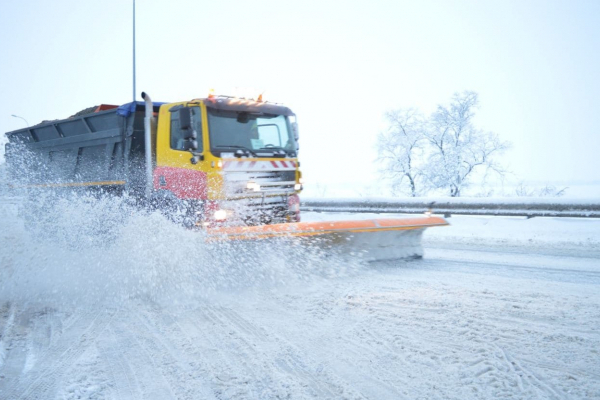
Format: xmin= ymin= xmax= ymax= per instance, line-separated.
xmin=133 ymin=0 xmax=136 ymax=102
xmin=11 ymin=114 xmax=29 ymax=127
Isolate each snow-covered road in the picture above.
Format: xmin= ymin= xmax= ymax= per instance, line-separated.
xmin=1 ymin=204 xmax=599 ymax=399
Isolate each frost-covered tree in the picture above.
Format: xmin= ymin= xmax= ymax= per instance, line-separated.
xmin=376 ymin=108 xmax=428 ymax=196
xmin=377 ymin=92 xmax=510 ymax=197
xmin=515 ymin=181 xmax=568 ymax=197
xmin=424 ymin=91 xmax=510 ymax=197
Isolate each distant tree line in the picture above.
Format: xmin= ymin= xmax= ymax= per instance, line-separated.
xmin=377 ymin=91 xmax=510 ymax=197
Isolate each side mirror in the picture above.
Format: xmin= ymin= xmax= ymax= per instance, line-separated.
xmin=179 ymin=108 xmax=191 ymax=130
xmin=291 ymin=122 xmax=299 ymax=140
xmin=184 ymin=130 xmax=197 ymax=140
xmin=183 ymin=140 xmax=198 ymax=151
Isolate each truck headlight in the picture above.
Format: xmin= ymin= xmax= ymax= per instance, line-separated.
xmin=214 ymin=210 xmax=227 ymax=220
xmin=294 ymin=183 xmax=302 ymax=191
xmin=247 ymin=181 xmax=261 ymax=191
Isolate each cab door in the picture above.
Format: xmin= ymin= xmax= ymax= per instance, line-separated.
xmin=154 ymin=105 xmax=208 ymax=199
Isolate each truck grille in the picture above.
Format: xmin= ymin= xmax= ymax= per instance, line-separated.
xmin=221 ymin=163 xmax=297 ymax=224
xmin=222 ymin=159 xmax=297 ymax=198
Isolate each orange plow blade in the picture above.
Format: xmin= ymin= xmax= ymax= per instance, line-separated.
xmin=207 ymin=216 xmax=449 ymax=261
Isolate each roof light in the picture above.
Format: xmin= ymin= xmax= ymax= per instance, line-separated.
xmin=257 ymin=94 xmax=263 ymax=102
xmin=208 ymin=89 xmax=215 ymax=99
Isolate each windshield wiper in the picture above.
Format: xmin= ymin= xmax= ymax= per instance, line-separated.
xmin=258 ymin=146 xmax=293 ymax=158
xmin=259 ymin=146 xmax=288 ymax=152
xmin=215 ymin=145 xmax=257 ymax=157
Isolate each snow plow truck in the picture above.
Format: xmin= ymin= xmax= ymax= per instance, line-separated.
xmin=4 ymin=92 xmax=447 ymax=260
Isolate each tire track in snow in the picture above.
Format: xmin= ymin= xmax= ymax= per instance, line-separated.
xmin=419 ymin=257 xmax=600 ymax=285
xmin=96 ymin=325 xmax=144 ymax=400
xmin=0 ymin=307 xmax=38 ymax=394
xmin=497 ymin=346 xmax=566 ymax=400
xmin=522 ymin=358 xmax=600 ymax=381
xmin=16 ymin=309 xmax=97 ymax=377
xmin=224 ymin=301 xmax=381 ymax=400
xmin=453 ymin=317 xmax=571 ymax=398
xmin=459 ymin=323 xmax=592 ymax=399
xmin=460 ymin=346 xmax=530 ymax=397
xmin=132 ymin=305 xmax=216 ymax=400
xmin=338 ymin=279 xmax=578 ymax=399
xmin=1 ymin=307 xmax=69 ymax=397
xmin=213 ymin=305 xmax=363 ymax=399
xmin=97 ymin=307 xmax=193 ymax=400
xmin=173 ymin=303 xmax=323 ymax=398
xmin=197 ymin=303 xmax=365 ymax=399
xmin=200 ymin=305 xmax=285 ymax=398
xmin=325 ymin=326 xmax=413 ymax=399
xmin=460 ymin=349 xmax=523 ymax=398
xmin=355 ymin=265 xmax=600 ymax=396
xmin=489 ymin=315 xmax=599 ymax=340
xmin=0 ymin=303 xmax=16 ymax=370
xmin=455 ymin=335 xmax=569 ymax=399
xmin=165 ymin=311 xmax=247 ymax=399
xmin=136 ymin=308 xmax=218 ymax=399
xmin=336 ymin=290 xmax=467 ymax=398
xmin=3 ymin=308 xmax=116 ymax=400
xmin=174 ymin=305 xmax=267 ymax=399
xmin=56 ymin=344 xmax=114 ymax=400
xmin=20 ymin=308 xmax=61 ymax=375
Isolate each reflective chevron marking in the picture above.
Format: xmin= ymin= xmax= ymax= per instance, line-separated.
xmin=222 ymin=160 xmax=297 ymax=171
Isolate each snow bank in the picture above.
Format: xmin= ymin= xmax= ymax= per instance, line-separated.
xmin=303 ymin=211 xmax=600 ymax=256
xmin=423 ymin=214 xmax=600 ymax=255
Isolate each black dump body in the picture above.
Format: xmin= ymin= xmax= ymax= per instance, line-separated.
xmin=4 ymin=102 xmax=161 ymax=195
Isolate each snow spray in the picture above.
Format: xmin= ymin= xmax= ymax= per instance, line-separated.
xmin=0 ymin=188 xmax=361 ymax=307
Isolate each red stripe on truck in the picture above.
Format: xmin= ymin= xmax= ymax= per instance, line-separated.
xmin=153 ymin=167 xmax=208 ymax=199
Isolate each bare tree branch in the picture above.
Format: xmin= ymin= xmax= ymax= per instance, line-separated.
xmin=376 ymin=108 xmax=428 ymax=196
xmin=423 ymin=92 xmax=510 ymax=196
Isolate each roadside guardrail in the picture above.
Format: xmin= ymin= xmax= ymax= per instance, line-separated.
xmin=301 ymin=198 xmax=600 ymax=218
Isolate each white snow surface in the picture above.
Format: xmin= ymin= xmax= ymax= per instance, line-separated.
xmin=1 ymin=194 xmax=600 ymax=399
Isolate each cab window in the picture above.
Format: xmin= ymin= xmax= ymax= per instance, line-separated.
xmin=170 ymin=107 xmax=202 ymax=152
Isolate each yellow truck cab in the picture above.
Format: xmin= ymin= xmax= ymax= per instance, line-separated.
xmin=153 ymin=94 xmax=302 ymax=226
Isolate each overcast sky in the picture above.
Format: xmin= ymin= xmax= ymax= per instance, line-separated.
xmin=1 ymin=0 xmax=599 ymax=193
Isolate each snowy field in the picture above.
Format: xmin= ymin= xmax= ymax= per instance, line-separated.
xmin=1 ymin=196 xmax=600 ymax=399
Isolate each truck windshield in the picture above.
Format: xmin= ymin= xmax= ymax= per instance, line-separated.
xmin=207 ymin=109 xmax=296 ymax=157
